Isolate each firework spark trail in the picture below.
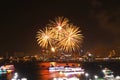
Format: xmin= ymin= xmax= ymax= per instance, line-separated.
xmin=48 ymin=16 xmax=69 ymax=28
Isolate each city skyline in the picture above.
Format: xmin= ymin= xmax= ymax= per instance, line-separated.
xmin=0 ymin=0 xmax=120 ymax=56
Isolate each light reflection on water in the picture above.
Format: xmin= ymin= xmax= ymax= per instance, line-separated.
xmin=1 ymin=61 xmax=120 ymax=80
xmin=7 ymin=73 xmax=13 ymax=80
xmin=0 ymin=72 xmax=13 ymax=80
xmin=38 ymin=70 xmax=82 ymax=80
xmin=37 ymin=62 xmax=83 ymax=80
xmin=1 ymin=62 xmax=84 ymax=80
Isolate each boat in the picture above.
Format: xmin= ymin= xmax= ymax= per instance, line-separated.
xmin=49 ymin=66 xmax=84 ymax=74
xmin=0 ymin=64 xmax=15 ymax=74
xmin=0 ymin=68 xmax=7 ymax=74
xmin=102 ymin=68 xmax=114 ymax=79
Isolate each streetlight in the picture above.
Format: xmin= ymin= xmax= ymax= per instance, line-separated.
xmin=21 ymin=78 xmax=27 ymax=80
xmin=94 ymin=75 xmax=98 ymax=80
xmin=116 ymin=76 xmax=120 ymax=79
xmin=85 ymin=73 xmax=89 ymax=80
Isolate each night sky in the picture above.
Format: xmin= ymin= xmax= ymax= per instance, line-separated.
xmin=0 ymin=0 xmax=120 ymax=56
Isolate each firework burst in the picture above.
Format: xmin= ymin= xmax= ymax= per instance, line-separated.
xmin=36 ymin=27 xmax=53 ymax=48
xmin=36 ymin=17 xmax=83 ymax=53
xmin=58 ymin=24 xmax=83 ymax=52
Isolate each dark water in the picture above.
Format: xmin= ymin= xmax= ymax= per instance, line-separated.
xmin=1 ymin=61 xmax=120 ymax=80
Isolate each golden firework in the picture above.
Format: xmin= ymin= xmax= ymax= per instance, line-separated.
xmin=36 ymin=17 xmax=83 ymax=53
xmin=48 ymin=17 xmax=69 ymax=41
xmin=36 ymin=27 xmax=53 ymax=48
xmin=58 ymin=24 xmax=83 ymax=52
xmin=48 ymin=16 xmax=69 ymax=28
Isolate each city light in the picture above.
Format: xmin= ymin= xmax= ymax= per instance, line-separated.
xmin=94 ymin=75 xmax=98 ymax=79
xmin=116 ymin=76 xmax=120 ymax=79
xmin=21 ymin=78 xmax=27 ymax=80
xmin=85 ymin=73 xmax=89 ymax=77
xmin=85 ymin=73 xmax=89 ymax=80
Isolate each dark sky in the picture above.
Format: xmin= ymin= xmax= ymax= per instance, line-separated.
xmin=0 ymin=0 xmax=120 ymax=56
